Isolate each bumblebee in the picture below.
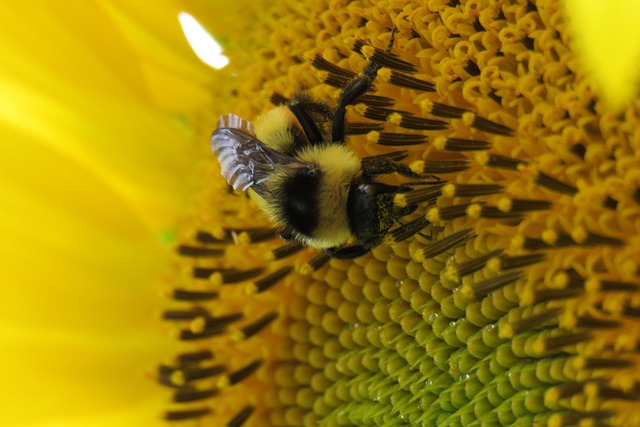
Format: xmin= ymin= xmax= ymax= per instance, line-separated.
xmin=211 ymin=39 xmax=435 ymax=259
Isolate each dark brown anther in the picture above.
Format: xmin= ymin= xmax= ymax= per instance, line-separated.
xmin=240 ymin=311 xmax=279 ymax=339
xmin=441 ymin=137 xmax=491 ymax=151
xmin=534 ymin=172 xmax=578 ymax=195
xmin=177 ymin=245 xmax=224 ymax=257
xmin=387 ymin=71 xmax=435 ymax=91
xmin=420 ymin=228 xmax=474 ymax=259
xmin=454 ymin=249 xmax=504 ymax=278
xmin=173 ymin=387 xmax=219 ymax=403
xmin=375 ymin=132 xmax=428 ymax=146
xmin=171 ymin=289 xmax=219 ymax=301
xmin=473 ymin=271 xmax=522 ymax=298
xmin=227 ymin=405 xmax=255 ymax=427
xmin=228 ymin=360 xmax=263 ymax=385
xmin=164 ymin=408 xmax=212 ymax=421
xmin=253 ymin=266 xmax=294 ymax=293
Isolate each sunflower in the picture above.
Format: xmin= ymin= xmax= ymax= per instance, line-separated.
xmin=5 ymin=0 xmax=640 ymax=426
xmin=163 ymin=0 xmax=640 ymax=426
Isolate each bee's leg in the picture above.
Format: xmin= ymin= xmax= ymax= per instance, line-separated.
xmin=331 ymin=27 xmax=404 ymax=144
xmin=332 ymin=61 xmax=382 ymax=143
xmin=324 ymin=245 xmax=371 ymax=259
xmin=393 ymin=218 xmax=434 ymax=242
xmin=332 ymin=29 xmax=399 ymax=143
xmin=289 ymin=103 xmax=324 ymax=145
xmin=288 ymin=93 xmax=334 ymax=146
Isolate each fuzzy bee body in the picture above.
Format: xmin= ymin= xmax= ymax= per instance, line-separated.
xmin=211 ymin=37 xmax=429 ymax=259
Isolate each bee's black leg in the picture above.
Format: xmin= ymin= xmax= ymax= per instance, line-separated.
xmin=332 ymin=62 xmax=382 ymax=143
xmin=394 ymin=218 xmax=434 ymax=242
xmin=288 ymin=93 xmax=334 ymax=146
xmin=324 ymin=245 xmax=371 ymax=259
xmin=332 ymin=29 xmax=398 ymax=143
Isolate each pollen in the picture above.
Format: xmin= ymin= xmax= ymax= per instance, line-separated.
xmin=158 ymin=0 xmax=640 ymax=425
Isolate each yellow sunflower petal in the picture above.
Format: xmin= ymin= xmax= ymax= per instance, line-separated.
xmin=0 ymin=1 xmax=214 ymax=232
xmin=0 ymin=1 xmax=224 ymax=425
xmin=564 ymin=0 xmax=640 ymax=110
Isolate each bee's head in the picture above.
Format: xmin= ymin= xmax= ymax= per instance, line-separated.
xmin=346 ymin=179 xmax=416 ymax=248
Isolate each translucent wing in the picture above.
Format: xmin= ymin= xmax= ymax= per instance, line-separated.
xmin=216 ymin=113 xmax=255 ymax=136
xmin=211 ymin=114 xmax=302 ymax=193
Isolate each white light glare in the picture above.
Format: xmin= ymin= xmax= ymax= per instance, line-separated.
xmin=178 ymin=12 xmax=229 ymax=69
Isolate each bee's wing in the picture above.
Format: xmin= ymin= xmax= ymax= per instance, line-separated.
xmin=211 ymin=114 xmax=301 ymax=193
xmin=216 ymin=113 xmax=255 ymax=135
